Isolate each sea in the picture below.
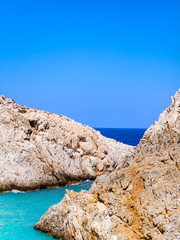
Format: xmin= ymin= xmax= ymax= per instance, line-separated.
xmin=0 ymin=128 xmax=146 ymax=240
xmin=95 ymin=128 xmax=146 ymax=146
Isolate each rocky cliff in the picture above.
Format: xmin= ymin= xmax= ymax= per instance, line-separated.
xmin=0 ymin=96 xmax=133 ymax=192
xmin=34 ymin=89 xmax=180 ymax=240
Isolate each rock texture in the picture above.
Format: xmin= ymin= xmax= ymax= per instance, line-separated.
xmin=35 ymin=90 xmax=180 ymax=240
xmin=0 ymin=96 xmax=133 ymax=192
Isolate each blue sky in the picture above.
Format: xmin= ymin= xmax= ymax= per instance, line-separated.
xmin=0 ymin=0 xmax=179 ymax=128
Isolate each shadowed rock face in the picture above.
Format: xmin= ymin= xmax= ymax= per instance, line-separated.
xmin=0 ymin=96 xmax=133 ymax=192
xmin=34 ymin=90 xmax=180 ymax=240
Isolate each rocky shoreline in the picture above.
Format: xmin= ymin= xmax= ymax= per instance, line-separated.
xmin=34 ymin=90 xmax=180 ymax=240
xmin=0 ymin=96 xmax=133 ymax=192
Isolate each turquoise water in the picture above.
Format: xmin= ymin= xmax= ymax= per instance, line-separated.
xmin=0 ymin=129 xmax=144 ymax=239
xmin=0 ymin=181 xmax=93 ymax=240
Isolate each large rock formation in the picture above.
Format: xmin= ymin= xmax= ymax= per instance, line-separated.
xmin=0 ymin=96 xmax=133 ymax=192
xmin=34 ymin=90 xmax=180 ymax=240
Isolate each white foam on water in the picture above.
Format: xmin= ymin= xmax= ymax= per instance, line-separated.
xmin=9 ymin=190 xmax=25 ymax=193
xmin=70 ymin=182 xmax=80 ymax=186
xmin=70 ymin=179 xmax=91 ymax=186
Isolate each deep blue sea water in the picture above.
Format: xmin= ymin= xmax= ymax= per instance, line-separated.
xmin=96 ymin=128 xmax=146 ymax=146
xmin=0 ymin=128 xmax=146 ymax=240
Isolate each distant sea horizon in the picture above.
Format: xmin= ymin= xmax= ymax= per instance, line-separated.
xmin=95 ymin=128 xmax=147 ymax=146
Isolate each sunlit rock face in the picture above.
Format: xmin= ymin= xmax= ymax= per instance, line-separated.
xmin=35 ymin=90 xmax=180 ymax=240
xmin=0 ymin=96 xmax=133 ymax=192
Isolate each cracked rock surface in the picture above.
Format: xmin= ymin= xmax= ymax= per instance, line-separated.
xmin=35 ymin=90 xmax=180 ymax=240
xmin=0 ymin=96 xmax=133 ymax=192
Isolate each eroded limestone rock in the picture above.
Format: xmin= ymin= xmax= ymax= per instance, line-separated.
xmin=0 ymin=96 xmax=133 ymax=192
xmin=35 ymin=89 xmax=180 ymax=240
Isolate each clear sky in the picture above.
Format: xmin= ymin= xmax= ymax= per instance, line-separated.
xmin=0 ymin=0 xmax=179 ymax=128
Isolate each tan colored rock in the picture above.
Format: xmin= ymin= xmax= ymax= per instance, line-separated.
xmin=35 ymin=89 xmax=180 ymax=240
xmin=0 ymin=96 xmax=133 ymax=192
